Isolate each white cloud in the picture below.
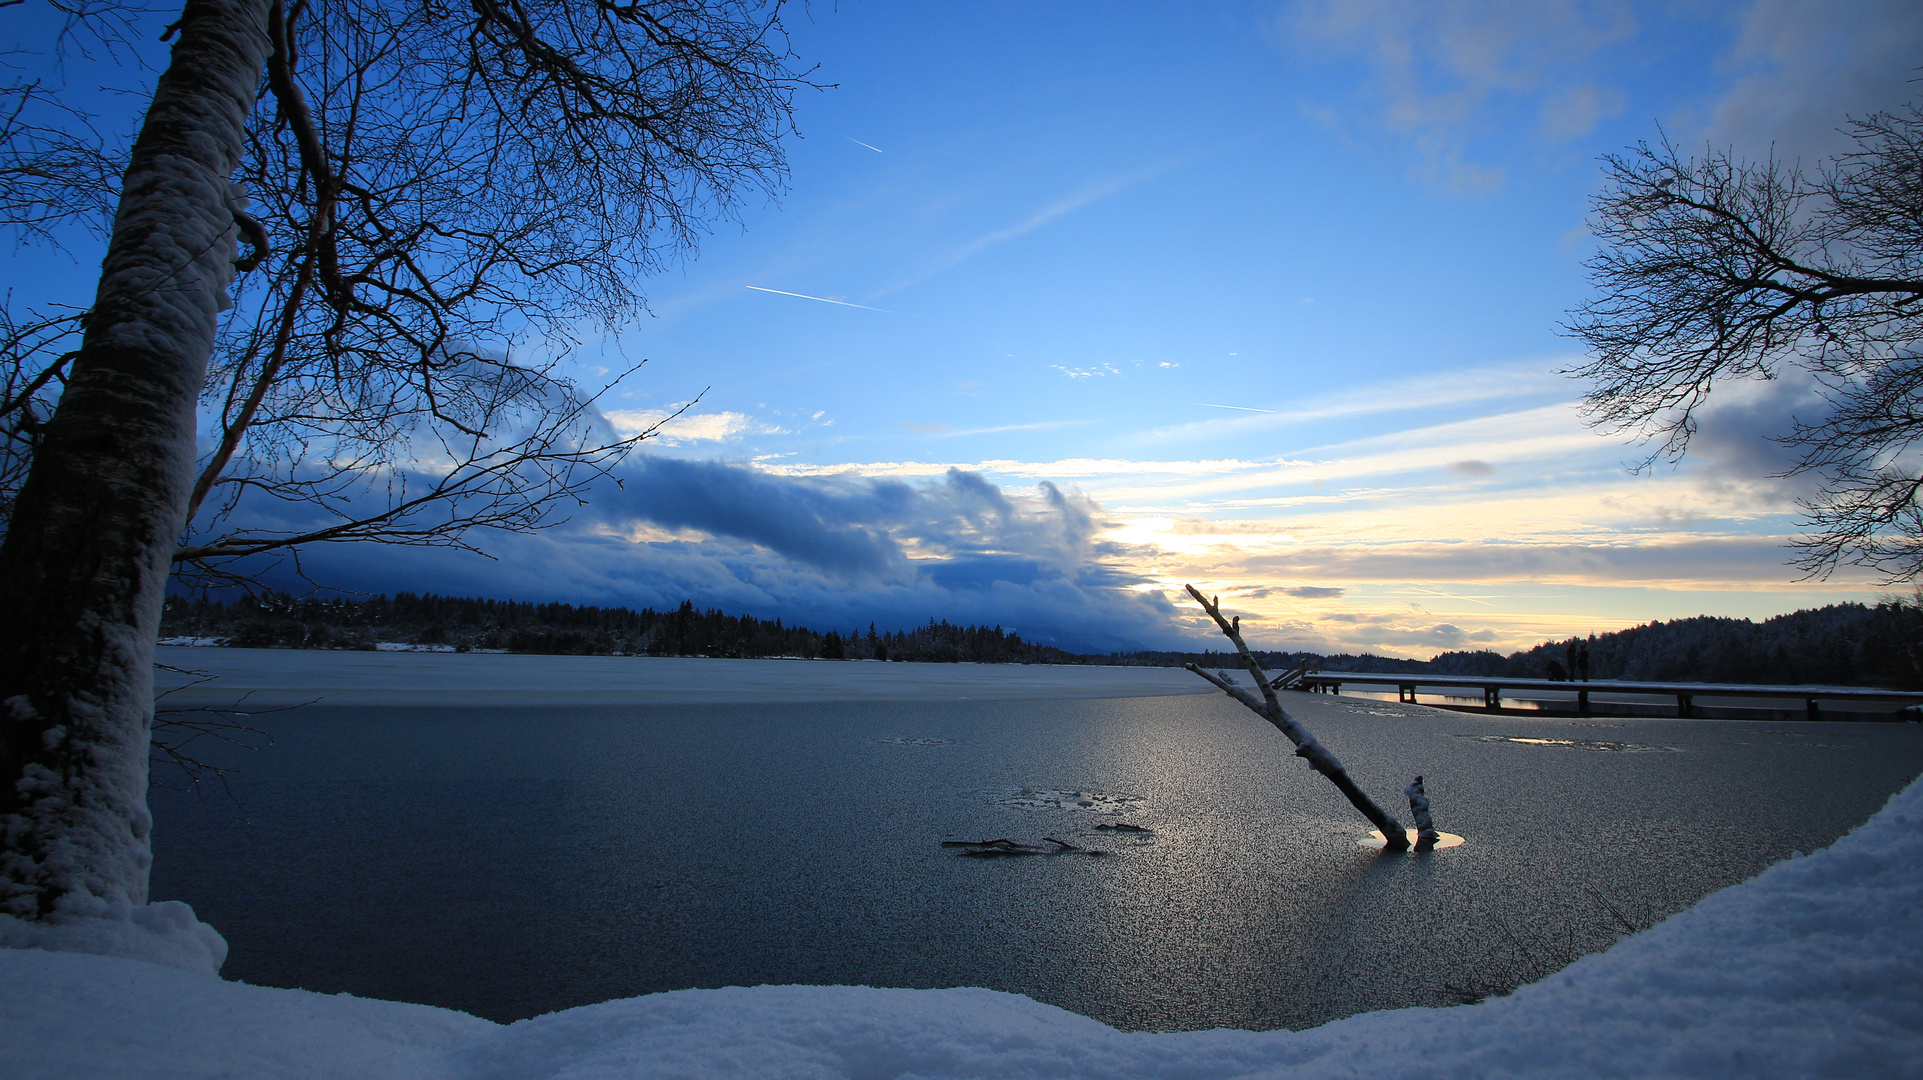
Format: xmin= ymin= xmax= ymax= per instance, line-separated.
xmin=1051 ymin=363 xmax=1122 ymax=379
xmin=1286 ymin=0 xmax=1637 ymax=189
xmin=605 ymin=409 xmax=774 ymax=444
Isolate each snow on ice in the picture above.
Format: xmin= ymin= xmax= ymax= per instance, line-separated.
xmin=3 ymin=776 xmax=1921 ymax=1079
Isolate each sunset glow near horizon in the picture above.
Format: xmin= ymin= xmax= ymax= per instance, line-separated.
xmin=577 ymin=1 xmax=1923 ymax=656
xmin=10 ymin=2 xmax=1923 ymax=657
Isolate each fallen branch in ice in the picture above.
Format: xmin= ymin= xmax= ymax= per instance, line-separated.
xmin=1181 ymin=584 xmax=1411 ymax=851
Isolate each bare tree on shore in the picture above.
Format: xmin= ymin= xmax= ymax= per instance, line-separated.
xmin=0 ymin=0 xmax=805 ymax=921
xmin=1567 ymin=105 xmax=1923 ymax=582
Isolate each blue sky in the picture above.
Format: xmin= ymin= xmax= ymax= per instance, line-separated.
xmin=10 ymin=1 xmax=1923 ymax=654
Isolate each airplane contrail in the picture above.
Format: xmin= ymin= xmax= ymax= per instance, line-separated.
xmin=1197 ymin=402 xmax=1279 ymax=414
xmin=745 ymin=285 xmax=892 ymax=312
xmin=846 ymin=136 xmax=884 ymax=153
xmin=1406 ymin=586 xmax=1498 ymax=608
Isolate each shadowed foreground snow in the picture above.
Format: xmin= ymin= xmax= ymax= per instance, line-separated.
xmin=4 ymin=775 xmax=1921 ymax=1079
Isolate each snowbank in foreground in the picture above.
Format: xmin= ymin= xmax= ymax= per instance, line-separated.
xmin=0 ymin=897 xmax=226 ymax=975
xmin=5 ymin=776 xmax=1920 ymax=1079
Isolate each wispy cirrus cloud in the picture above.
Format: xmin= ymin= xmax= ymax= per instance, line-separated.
xmin=761 ymin=456 xmax=1291 ymax=481
xmin=936 ymin=419 xmax=1097 ymax=439
xmin=769 ymin=401 xmax=1596 ymax=501
xmin=868 ymin=154 xmax=1192 ymax=299
xmin=1144 ymin=361 xmax=1571 ymax=442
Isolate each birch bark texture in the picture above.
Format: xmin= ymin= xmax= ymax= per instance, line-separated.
xmin=0 ymin=0 xmax=271 ymax=918
xmin=1405 ymin=776 xmax=1438 ymax=852
xmin=1182 ymin=585 xmax=1411 ymax=851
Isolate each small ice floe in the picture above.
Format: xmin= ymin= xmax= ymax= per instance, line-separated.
xmin=883 ymin=737 xmax=956 ymax=745
xmin=940 ymin=838 xmax=1105 ymax=857
xmin=1457 ymin=735 xmax=1678 ymax=753
xmin=1093 ymin=823 xmax=1152 ymax=833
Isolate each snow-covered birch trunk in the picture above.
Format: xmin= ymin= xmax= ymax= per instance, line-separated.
xmin=1182 ymin=584 xmax=1410 ymax=851
xmin=0 ymin=0 xmax=271 ymax=919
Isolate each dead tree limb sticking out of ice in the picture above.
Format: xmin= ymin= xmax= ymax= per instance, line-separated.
xmin=1405 ymin=776 xmax=1439 ymax=852
xmin=1182 ymin=585 xmax=1410 ymax=852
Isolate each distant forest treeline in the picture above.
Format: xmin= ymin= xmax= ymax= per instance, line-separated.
xmin=160 ymin=592 xmax=1089 ymax=665
xmin=160 ymin=592 xmax=1923 ymax=689
xmin=1424 ymin=602 xmax=1923 ymax=689
xmin=1125 ymin=602 xmax=1923 ymax=689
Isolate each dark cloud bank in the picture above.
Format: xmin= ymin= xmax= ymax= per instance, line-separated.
xmin=240 ymin=456 xmax=1188 ymax=655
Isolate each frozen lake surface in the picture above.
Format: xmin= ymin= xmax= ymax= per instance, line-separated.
xmin=153 ymin=646 xmax=1212 ymax=706
xmin=148 ymin=649 xmax=1923 ymax=1031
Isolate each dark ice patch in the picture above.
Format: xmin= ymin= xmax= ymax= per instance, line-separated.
xmin=988 ymin=788 xmax=1145 ymax=814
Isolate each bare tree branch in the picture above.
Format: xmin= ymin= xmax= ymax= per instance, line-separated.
xmin=167 ymin=0 xmax=806 ymax=571
xmin=1566 ymin=106 xmax=1923 ymax=581
xmin=0 ymin=305 xmax=84 ymax=528
xmin=151 ymin=662 xmax=301 ymax=803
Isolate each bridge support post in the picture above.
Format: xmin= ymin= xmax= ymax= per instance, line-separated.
xmin=1577 ymin=689 xmax=1590 ymax=714
xmin=1677 ymin=693 xmax=1694 ymax=718
xmin=1483 ymin=686 xmax=1500 ymax=710
xmin=1807 ymin=698 xmax=1820 ymax=721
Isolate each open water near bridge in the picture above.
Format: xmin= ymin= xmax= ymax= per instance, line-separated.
xmin=149 ymin=687 xmax=1923 ymax=1032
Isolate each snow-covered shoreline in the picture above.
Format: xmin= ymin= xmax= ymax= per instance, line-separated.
xmin=152 ymin=645 xmax=1216 ymax=707
xmin=6 ymin=772 xmax=1919 ymax=1078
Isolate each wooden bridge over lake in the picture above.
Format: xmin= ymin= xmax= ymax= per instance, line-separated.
xmin=1293 ymin=671 xmax=1923 ymax=721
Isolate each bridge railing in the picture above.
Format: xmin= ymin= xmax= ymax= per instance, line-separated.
xmin=1296 ymin=672 xmax=1923 ymax=721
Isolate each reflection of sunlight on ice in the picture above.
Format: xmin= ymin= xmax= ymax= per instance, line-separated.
xmin=1361 ymin=830 xmax=1466 ymax=851
xmin=1456 ymin=735 xmax=1679 ymax=753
